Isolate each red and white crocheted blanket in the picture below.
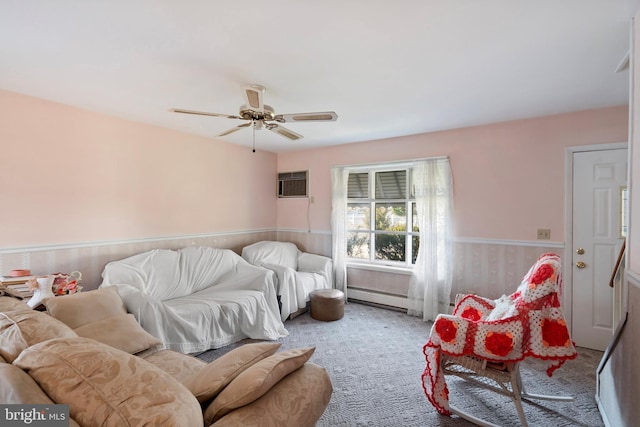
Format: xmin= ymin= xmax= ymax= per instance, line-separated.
xmin=421 ymin=253 xmax=578 ymax=415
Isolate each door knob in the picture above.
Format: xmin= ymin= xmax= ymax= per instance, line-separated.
xmin=576 ymin=248 xmax=585 ymax=255
xmin=576 ymin=261 xmax=586 ymax=269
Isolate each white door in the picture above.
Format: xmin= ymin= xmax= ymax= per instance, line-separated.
xmin=572 ymin=148 xmax=627 ymax=351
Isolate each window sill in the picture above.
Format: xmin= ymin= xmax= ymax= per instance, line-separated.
xmin=346 ymin=262 xmax=413 ymax=276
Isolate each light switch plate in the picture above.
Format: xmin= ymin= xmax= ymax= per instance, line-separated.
xmin=537 ymin=228 xmax=551 ymax=240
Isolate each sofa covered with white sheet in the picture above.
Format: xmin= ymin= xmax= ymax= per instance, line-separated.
xmin=100 ymin=246 xmax=288 ymax=353
xmin=241 ymin=241 xmax=333 ymax=321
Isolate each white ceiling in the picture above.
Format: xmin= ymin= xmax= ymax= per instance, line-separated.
xmin=1 ymin=1 xmax=638 ymax=153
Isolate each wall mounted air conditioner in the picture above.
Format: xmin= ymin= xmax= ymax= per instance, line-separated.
xmin=278 ymin=170 xmax=309 ymax=198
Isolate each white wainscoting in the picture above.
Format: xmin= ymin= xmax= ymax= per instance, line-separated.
xmin=0 ymin=230 xmax=563 ymax=307
xmin=271 ymin=231 xmax=563 ymax=310
xmin=345 ymin=238 xmax=564 ymax=309
xmin=276 ymin=229 xmax=332 ymax=257
xmin=451 ymin=238 xmax=564 ymax=300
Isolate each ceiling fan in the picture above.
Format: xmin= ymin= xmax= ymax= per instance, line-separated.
xmin=171 ymin=85 xmax=338 ymax=148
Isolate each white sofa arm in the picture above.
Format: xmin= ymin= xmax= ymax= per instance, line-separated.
xmin=259 ymin=263 xmax=291 ymax=289
xmin=298 ymin=253 xmax=333 ymax=286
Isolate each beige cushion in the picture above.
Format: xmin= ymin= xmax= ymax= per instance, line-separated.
xmin=183 ymin=342 xmax=281 ymax=403
xmin=0 ymin=309 xmax=77 ymax=363
xmin=74 ymin=313 xmax=162 ymax=354
xmin=0 ymin=296 xmax=29 ymax=312
xmin=45 ymin=286 xmax=160 ymax=354
xmin=0 ymin=364 xmax=84 ymax=427
xmin=209 ymin=363 xmax=332 ymax=427
xmin=0 ymin=363 xmax=55 ymax=404
xmin=204 ymin=347 xmax=315 ymax=424
xmin=44 ymin=286 xmax=125 ymax=329
xmin=14 ymin=337 xmax=202 ymax=427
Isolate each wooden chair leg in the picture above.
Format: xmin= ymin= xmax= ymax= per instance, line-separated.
xmin=442 ymin=358 xmax=574 ymax=427
xmin=510 ymin=368 xmax=529 ymax=427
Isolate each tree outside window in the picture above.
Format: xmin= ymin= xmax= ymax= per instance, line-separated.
xmin=346 ymin=169 xmax=419 ymax=266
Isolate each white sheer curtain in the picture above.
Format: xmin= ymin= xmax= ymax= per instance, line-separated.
xmin=330 ymin=167 xmax=348 ymax=297
xmin=407 ymin=158 xmax=454 ymax=322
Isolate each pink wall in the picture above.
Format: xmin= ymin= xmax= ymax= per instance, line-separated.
xmin=0 ymin=88 xmax=628 ymax=249
xmin=0 ymin=90 xmax=278 ymax=248
xmin=277 ymin=106 xmax=628 ymax=241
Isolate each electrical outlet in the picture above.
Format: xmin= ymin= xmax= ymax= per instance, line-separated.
xmin=537 ymin=228 xmax=551 ymax=240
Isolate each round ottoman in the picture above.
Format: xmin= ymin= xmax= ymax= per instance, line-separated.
xmin=310 ymin=289 xmax=345 ymax=321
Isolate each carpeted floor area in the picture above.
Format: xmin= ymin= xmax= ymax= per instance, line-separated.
xmin=197 ymin=302 xmax=605 ymax=427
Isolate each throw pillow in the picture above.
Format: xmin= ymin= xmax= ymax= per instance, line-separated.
xmin=183 ymin=342 xmax=282 ymax=403
xmin=14 ymin=337 xmax=202 ymax=427
xmin=44 ymin=286 xmax=125 ymax=329
xmin=0 ymin=309 xmax=77 ymax=363
xmin=204 ymin=346 xmax=315 ymax=425
xmin=73 ymin=313 xmax=162 ymax=354
xmin=0 ymin=363 xmax=57 ymax=404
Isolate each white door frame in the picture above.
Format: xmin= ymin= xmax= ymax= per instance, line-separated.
xmin=564 ymin=142 xmax=628 ymax=334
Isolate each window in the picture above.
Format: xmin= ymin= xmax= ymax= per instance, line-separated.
xmin=346 ymin=167 xmax=419 ymax=266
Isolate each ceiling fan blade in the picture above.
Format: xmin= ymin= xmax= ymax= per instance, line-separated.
xmin=275 ymin=111 xmax=338 ymax=123
xmin=218 ymin=122 xmax=251 ymax=137
xmin=266 ymin=123 xmax=303 ymax=141
xmin=243 ymin=85 xmax=265 ymax=112
xmin=172 ymin=108 xmax=241 ymax=119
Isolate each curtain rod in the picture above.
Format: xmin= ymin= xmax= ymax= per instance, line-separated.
xmin=332 ymin=155 xmax=449 ymax=170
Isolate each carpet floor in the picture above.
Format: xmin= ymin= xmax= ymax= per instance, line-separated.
xmin=197 ymin=302 xmax=605 ymax=427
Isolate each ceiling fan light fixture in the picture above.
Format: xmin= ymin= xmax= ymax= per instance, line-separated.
xmin=240 ymin=108 xmax=254 ymax=120
xmin=263 ymin=105 xmax=275 ymax=121
xmin=171 ymin=85 xmax=336 ymax=146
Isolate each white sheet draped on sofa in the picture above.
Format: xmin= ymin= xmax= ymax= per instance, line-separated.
xmin=100 ymin=246 xmax=288 ymax=353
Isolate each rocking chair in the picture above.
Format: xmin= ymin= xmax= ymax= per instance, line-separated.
xmin=422 ymin=253 xmax=578 ymax=427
